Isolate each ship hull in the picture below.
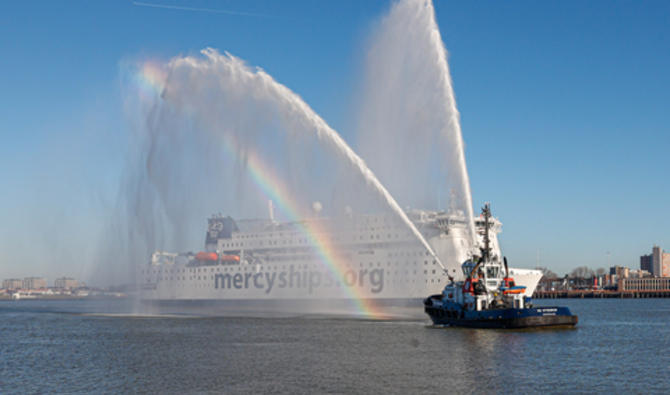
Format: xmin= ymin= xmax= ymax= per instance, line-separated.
xmin=139 ymin=210 xmax=541 ymax=318
xmin=424 ymin=306 xmax=578 ymax=329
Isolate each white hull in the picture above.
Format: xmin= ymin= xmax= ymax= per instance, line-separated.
xmin=139 ymin=211 xmax=542 ymax=315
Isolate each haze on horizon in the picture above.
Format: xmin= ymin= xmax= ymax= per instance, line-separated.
xmin=1 ymin=0 xmax=668 ymax=285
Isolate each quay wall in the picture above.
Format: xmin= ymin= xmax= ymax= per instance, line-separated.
xmin=534 ymin=290 xmax=670 ymax=299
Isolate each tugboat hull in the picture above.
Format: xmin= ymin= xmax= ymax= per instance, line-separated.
xmin=425 ymin=306 xmax=578 ymax=329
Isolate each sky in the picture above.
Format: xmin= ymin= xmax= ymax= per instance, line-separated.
xmin=1 ymin=0 xmax=668 ymax=283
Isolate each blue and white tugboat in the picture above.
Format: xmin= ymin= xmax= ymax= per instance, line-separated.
xmin=424 ymin=204 xmax=577 ymax=329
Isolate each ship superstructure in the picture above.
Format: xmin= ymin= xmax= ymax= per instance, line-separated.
xmin=139 ymin=209 xmax=541 ymax=310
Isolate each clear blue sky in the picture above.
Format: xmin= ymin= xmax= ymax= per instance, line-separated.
xmin=1 ymin=0 xmax=668 ymax=282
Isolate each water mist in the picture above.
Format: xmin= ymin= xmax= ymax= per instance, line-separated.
xmin=357 ymin=0 xmax=476 ymax=245
xmin=123 ymin=48 xmax=444 ymax=284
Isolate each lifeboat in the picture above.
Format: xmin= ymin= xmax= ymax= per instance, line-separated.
xmin=195 ymin=252 xmax=218 ymax=261
xmin=502 ymin=286 xmax=527 ymax=295
xmin=220 ymin=255 xmax=240 ymax=262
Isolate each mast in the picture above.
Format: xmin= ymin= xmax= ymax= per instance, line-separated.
xmin=481 ymin=202 xmax=491 ymax=261
xmin=467 ymin=203 xmax=493 ymax=280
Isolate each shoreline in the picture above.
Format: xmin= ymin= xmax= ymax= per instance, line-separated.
xmin=0 ymin=295 xmax=128 ymax=301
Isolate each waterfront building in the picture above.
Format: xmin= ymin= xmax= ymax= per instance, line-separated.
xmin=657 ymin=246 xmax=670 ymax=277
xmin=610 ymin=266 xmax=629 ymax=279
xmin=22 ymin=277 xmax=47 ymax=290
xmin=629 ymin=269 xmax=651 ymax=279
xmin=2 ymin=278 xmax=23 ymax=290
xmin=620 ymin=277 xmax=670 ymax=291
xmin=54 ymin=277 xmax=78 ymax=290
xmin=652 ymin=246 xmax=662 ymax=277
xmin=640 ymin=254 xmax=652 ymax=273
xmin=641 ymin=246 xmax=670 ymax=277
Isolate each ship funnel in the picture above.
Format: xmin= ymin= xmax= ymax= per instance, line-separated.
xmin=268 ymin=200 xmax=275 ymax=222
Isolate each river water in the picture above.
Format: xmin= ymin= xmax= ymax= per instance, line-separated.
xmin=1 ymin=298 xmax=669 ymax=394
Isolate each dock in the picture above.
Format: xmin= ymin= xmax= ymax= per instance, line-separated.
xmin=534 ymin=290 xmax=670 ymax=299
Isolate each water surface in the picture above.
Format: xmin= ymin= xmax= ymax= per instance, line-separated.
xmin=1 ymin=299 xmax=668 ymax=393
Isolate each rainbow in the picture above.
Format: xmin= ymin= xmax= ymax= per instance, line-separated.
xmin=133 ymin=61 xmax=168 ymax=100
xmin=221 ymin=135 xmax=388 ymax=318
xmin=135 ymin=63 xmax=388 ymax=318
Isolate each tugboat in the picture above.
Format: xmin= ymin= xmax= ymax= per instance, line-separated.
xmin=424 ymin=204 xmax=577 ymax=329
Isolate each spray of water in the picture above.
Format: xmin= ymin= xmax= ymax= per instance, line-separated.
xmin=130 ymin=48 xmax=443 ymax=272
xmin=357 ymin=0 xmax=476 ymax=244
xmin=103 ymin=0 xmax=476 ymax=290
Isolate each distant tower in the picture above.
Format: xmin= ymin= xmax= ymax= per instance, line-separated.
xmin=640 ymin=253 xmax=652 ymax=273
xmin=652 ymin=245 xmax=662 ymax=277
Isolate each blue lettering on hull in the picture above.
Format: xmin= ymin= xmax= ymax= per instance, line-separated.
xmin=214 ymin=267 xmax=384 ymax=294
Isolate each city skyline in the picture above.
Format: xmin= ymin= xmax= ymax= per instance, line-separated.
xmin=1 ymin=0 xmax=669 ymax=282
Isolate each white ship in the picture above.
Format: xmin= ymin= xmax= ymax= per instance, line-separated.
xmin=139 ymin=207 xmax=542 ymax=318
